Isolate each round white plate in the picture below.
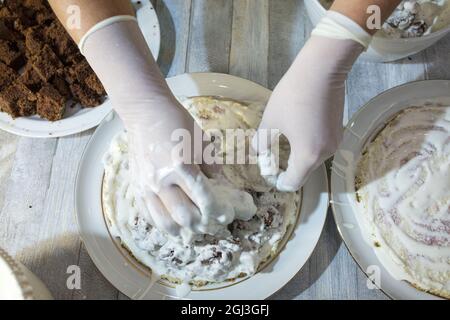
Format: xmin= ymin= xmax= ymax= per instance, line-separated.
xmin=0 ymin=0 xmax=160 ymax=138
xmin=331 ymin=80 xmax=450 ymax=300
xmin=75 ymin=73 xmax=329 ymax=300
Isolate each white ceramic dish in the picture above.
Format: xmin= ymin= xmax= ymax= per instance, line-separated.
xmin=304 ymin=0 xmax=450 ymax=62
xmin=0 ymin=0 xmax=160 ymax=138
xmin=331 ymin=80 xmax=450 ymax=300
xmin=75 ymin=73 xmax=330 ymax=300
xmin=0 ymin=248 xmax=53 ymax=300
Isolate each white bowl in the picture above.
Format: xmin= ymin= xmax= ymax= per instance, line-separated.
xmin=75 ymin=73 xmax=330 ymax=300
xmin=0 ymin=248 xmax=53 ymax=300
xmin=331 ymin=80 xmax=450 ymax=299
xmin=304 ymin=0 xmax=450 ymax=62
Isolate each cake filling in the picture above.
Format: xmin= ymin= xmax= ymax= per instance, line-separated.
xmin=355 ymin=104 xmax=450 ymax=298
xmin=102 ymin=97 xmax=300 ymax=286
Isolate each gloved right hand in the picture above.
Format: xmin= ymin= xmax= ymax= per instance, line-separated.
xmin=82 ymin=18 xmax=256 ymax=239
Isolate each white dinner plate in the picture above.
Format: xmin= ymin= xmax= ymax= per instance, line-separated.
xmin=75 ymin=73 xmax=329 ymax=300
xmin=331 ymin=80 xmax=450 ymax=300
xmin=0 ymin=0 xmax=160 ymax=138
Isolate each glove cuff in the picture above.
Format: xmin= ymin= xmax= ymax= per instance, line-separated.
xmin=312 ymin=11 xmax=372 ymax=49
xmin=79 ymin=15 xmax=138 ymax=55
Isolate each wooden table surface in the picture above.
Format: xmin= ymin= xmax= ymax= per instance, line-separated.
xmin=1 ymin=0 xmax=449 ymax=300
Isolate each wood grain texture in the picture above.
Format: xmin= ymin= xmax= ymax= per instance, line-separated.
xmin=186 ymin=0 xmax=233 ymax=73
xmin=230 ymin=0 xmax=269 ymax=86
xmin=153 ymin=0 xmax=192 ymax=77
xmin=268 ymin=0 xmax=310 ymax=89
xmin=0 ymin=132 xmax=18 ymax=211
xmin=0 ymin=0 xmax=449 ymax=300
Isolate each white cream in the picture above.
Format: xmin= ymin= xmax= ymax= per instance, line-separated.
xmin=102 ymin=97 xmax=300 ymax=286
xmin=356 ymin=104 xmax=450 ymax=298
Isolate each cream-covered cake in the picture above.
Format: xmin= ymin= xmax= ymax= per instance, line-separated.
xmin=355 ymin=104 xmax=450 ymax=298
xmin=102 ymin=97 xmax=301 ymax=287
xmin=321 ymin=0 xmax=450 ymax=38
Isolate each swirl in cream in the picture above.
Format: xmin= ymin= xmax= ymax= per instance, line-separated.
xmin=355 ymin=104 xmax=450 ymax=298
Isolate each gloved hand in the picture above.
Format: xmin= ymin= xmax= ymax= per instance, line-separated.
xmin=82 ymin=19 xmax=256 ymax=239
xmin=253 ymin=11 xmax=370 ymax=192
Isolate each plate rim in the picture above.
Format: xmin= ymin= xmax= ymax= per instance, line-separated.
xmin=75 ymin=72 xmax=330 ymax=300
xmin=330 ymin=79 xmax=450 ymax=300
xmin=0 ymin=0 xmax=160 ymax=138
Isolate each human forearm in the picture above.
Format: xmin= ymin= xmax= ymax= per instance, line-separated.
xmin=48 ymin=0 xmax=134 ymax=43
xmin=48 ymin=0 xmax=172 ymax=120
xmin=331 ymin=0 xmax=402 ymax=34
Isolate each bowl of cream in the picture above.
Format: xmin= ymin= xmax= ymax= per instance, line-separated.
xmin=305 ymin=0 xmax=450 ymax=62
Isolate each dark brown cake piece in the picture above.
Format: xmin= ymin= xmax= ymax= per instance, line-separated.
xmin=35 ymin=9 xmax=54 ymax=25
xmin=0 ymin=7 xmax=13 ymax=18
xmin=20 ymin=62 xmax=41 ymax=91
xmin=23 ymin=25 xmax=44 ymax=56
xmin=22 ymin=0 xmax=50 ymax=12
xmin=31 ymin=44 xmax=63 ymax=81
xmin=44 ymin=20 xmax=77 ymax=58
xmin=37 ymin=84 xmax=66 ymax=121
xmin=65 ymin=59 xmax=93 ymax=84
xmin=0 ymin=39 xmax=25 ymax=69
xmin=3 ymin=0 xmax=22 ymax=12
xmin=3 ymin=1 xmax=34 ymax=29
xmin=0 ymin=80 xmax=37 ymax=117
xmin=69 ymin=82 xmax=102 ymax=108
xmin=43 ymin=19 xmax=66 ymax=42
xmin=0 ymin=16 xmax=22 ymax=41
xmin=51 ymin=75 xmax=70 ymax=99
xmin=84 ymin=73 xmax=105 ymax=96
xmin=0 ymin=61 xmax=17 ymax=89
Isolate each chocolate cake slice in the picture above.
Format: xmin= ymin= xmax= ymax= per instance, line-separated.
xmin=20 ymin=62 xmax=41 ymax=92
xmin=37 ymin=84 xmax=66 ymax=121
xmin=24 ymin=25 xmax=45 ymax=57
xmin=51 ymin=75 xmax=70 ymax=99
xmin=0 ymin=61 xmax=17 ymax=89
xmin=44 ymin=20 xmax=77 ymax=58
xmin=69 ymin=82 xmax=102 ymax=108
xmin=84 ymin=73 xmax=106 ymax=96
xmin=31 ymin=44 xmax=63 ymax=81
xmin=0 ymin=39 xmax=25 ymax=69
xmin=0 ymin=80 xmax=36 ymax=117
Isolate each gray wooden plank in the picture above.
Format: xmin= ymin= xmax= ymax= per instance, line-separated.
xmin=423 ymin=34 xmax=450 ymax=79
xmin=346 ymin=54 xmax=428 ymax=117
xmin=229 ymin=0 xmax=269 ymax=86
xmin=267 ymin=0 xmax=311 ymax=90
xmin=186 ymin=0 xmax=233 ymax=73
xmin=0 ymin=138 xmax=57 ymax=254
xmin=44 ymin=131 xmax=118 ymax=300
xmin=74 ymin=243 xmax=121 ymax=300
xmin=154 ymin=0 xmax=192 ymax=76
xmin=0 ymin=132 xmax=18 ymax=212
xmin=0 ymin=130 xmax=120 ymax=299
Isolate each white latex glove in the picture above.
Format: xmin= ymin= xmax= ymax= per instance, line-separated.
xmin=81 ymin=18 xmax=256 ymax=239
xmin=254 ymin=11 xmax=370 ymax=192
